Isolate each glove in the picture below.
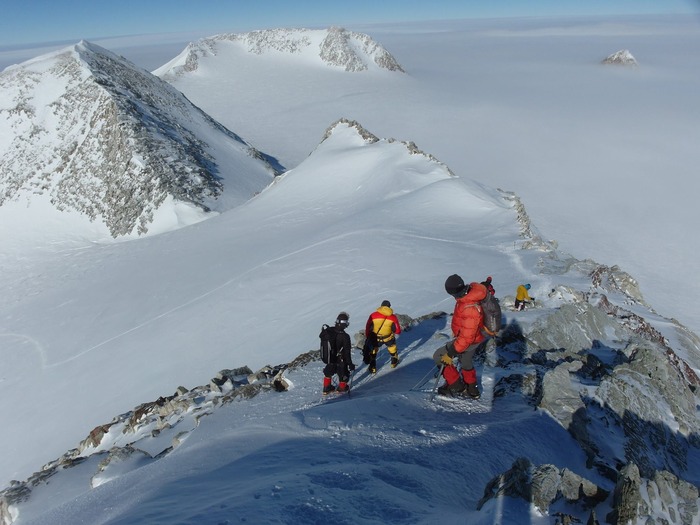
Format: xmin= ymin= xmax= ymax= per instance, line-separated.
xmin=440 ymin=354 xmax=453 ymax=366
xmin=348 ymin=363 xmax=356 ymax=372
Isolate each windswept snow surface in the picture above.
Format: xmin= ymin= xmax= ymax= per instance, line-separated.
xmin=156 ymin=16 xmax=700 ymax=337
xmin=0 ymin=121 xmax=522 ymax=489
xmin=2 ymin=15 xmax=700 ymax=524
xmin=14 ymin=316 xmax=594 ymax=525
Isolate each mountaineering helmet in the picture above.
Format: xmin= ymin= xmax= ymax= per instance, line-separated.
xmin=525 ymin=284 xmax=531 ymax=290
xmin=381 ymin=300 xmax=391 ymax=307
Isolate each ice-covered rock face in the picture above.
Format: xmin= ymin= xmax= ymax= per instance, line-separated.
xmin=318 ymin=26 xmax=405 ymax=72
xmin=0 ymin=41 xmax=276 ymax=238
xmin=157 ymin=27 xmax=405 ymax=78
xmin=602 ymin=49 xmax=638 ymax=66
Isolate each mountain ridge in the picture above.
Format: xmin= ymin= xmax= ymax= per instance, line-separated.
xmin=2 ymin=174 xmax=698 ymax=523
xmin=1 ymin=19 xmax=699 ymax=525
xmin=0 ymin=40 xmax=279 ymax=240
xmin=154 ymin=26 xmax=405 ymax=79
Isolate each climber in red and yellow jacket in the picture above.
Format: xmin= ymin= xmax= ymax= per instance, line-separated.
xmin=364 ymin=300 xmax=402 ymax=373
xmin=433 ymin=274 xmax=487 ymax=398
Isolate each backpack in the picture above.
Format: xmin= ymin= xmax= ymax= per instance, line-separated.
xmin=480 ymin=292 xmax=502 ymax=334
xmin=319 ymin=324 xmax=337 ymax=364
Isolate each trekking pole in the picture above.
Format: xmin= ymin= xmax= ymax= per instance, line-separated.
xmin=411 ymin=364 xmax=441 ymax=392
xmin=429 ymin=365 xmax=446 ymax=402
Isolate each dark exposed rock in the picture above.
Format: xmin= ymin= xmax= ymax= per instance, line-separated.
xmin=538 ymin=360 xmax=585 ymax=429
xmin=586 ymin=509 xmax=600 ymax=525
xmin=2 ymin=293 xmax=698 ymax=524
xmin=477 ymin=458 xmax=608 ymax=514
xmin=477 ymin=457 xmax=532 ymax=510
xmin=526 ymin=302 xmax=625 ymax=357
xmin=607 ymin=463 xmax=642 ymax=524
xmin=493 ymin=372 xmax=538 ymax=401
xmin=595 ymin=344 xmax=700 ymax=477
xmin=607 ymin=464 xmax=699 ymax=524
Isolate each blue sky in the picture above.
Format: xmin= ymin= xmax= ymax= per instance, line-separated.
xmin=1 ymin=0 xmax=698 ymax=48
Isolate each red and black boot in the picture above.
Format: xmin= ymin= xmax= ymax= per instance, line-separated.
xmin=323 ymin=377 xmax=335 ymax=395
xmin=437 ymin=365 xmax=465 ymax=397
xmin=461 ymin=368 xmax=480 ymax=399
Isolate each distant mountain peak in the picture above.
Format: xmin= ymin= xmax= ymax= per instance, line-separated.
xmin=0 ymin=41 xmax=277 ymax=239
xmin=601 ymin=49 xmax=638 ymax=67
xmin=155 ymin=27 xmax=405 ymax=78
xmin=318 ymin=26 xmax=405 ymax=72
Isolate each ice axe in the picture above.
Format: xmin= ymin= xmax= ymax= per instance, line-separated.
xmin=429 ymin=364 xmax=446 ymax=402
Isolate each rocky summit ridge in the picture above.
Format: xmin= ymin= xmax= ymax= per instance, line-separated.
xmin=0 ymin=41 xmax=278 ymax=238
xmin=155 ymin=26 xmax=405 ymax=79
xmin=1 ymin=193 xmax=698 ymax=524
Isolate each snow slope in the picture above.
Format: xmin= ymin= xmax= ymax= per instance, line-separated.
xmin=156 ymin=16 xmax=700 ymax=337
xmin=4 ymin=119 xmax=699 ymax=525
xmin=0 ymin=120 xmax=518 ymax=488
xmin=11 ymin=316 xmax=602 ymax=525
xmin=0 ymin=41 xmax=277 ymax=240
xmin=1 ymin=16 xmax=699 ymax=525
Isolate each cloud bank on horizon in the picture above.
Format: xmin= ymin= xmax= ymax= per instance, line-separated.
xmin=1 ymin=0 xmax=697 ymax=49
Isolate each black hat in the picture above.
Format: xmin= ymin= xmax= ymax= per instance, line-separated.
xmin=336 ymin=311 xmax=350 ymax=327
xmin=445 ymin=274 xmax=467 ymax=297
xmin=381 ymin=300 xmax=391 ymax=308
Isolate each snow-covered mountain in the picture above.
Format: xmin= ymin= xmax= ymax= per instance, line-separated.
xmin=0 ymin=41 xmax=278 ymax=240
xmin=1 ymin=119 xmax=699 ymax=525
xmin=154 ymin=26 xmax=404 ymax=80
xmin=153 ymin=17 xmax=700 ymax=341
xmin=1 ymin=16 xmax=699 ymax=525
xmin=601 ymin=49 xmax=638 ymax=67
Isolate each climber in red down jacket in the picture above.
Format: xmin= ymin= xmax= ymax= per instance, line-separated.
xmin=432 ymin=274 xmax=488 ymax=398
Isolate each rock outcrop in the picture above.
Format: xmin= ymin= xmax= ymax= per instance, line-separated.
xmin=477 ymin=457 xmax=608 ymax=521
xmin=2 ymin=247 xmax=699 ymax=524
xmin=601 ymin=49 xmax=638 ymax=67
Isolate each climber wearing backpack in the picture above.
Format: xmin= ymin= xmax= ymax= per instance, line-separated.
xmin=481 ymin=276 xmax=495 ymax=296
xmin=515 ymin=283 xmax=534 ymax=311
xmin=432 ymin=274 xmax=488 ymax=398
xmin=319 ymin=312 xmax=355 ymax=394
xmin=364 ymin=300 xmax=402 ymax=373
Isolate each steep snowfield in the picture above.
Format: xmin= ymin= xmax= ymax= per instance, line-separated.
xmin=0 ymin=121 xmax=520 ymax=488
xmin=5 ymin=121 xmax=698 ymax=524
xmin=0 ymin=41 xmax=277 ymax=240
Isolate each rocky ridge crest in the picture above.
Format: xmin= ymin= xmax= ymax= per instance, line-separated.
xmin=2 ymin=200 xmax=699 ymax=523
xmin=157 ymin=26 xmax=405 ymax=78
xmin=0 ymin=41 xmax=278 ymax=238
